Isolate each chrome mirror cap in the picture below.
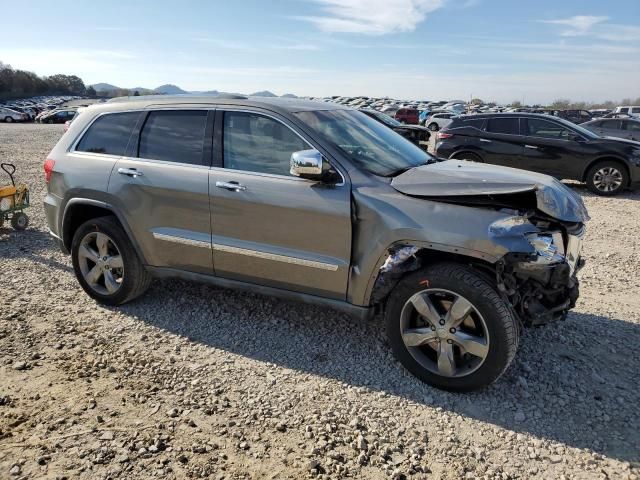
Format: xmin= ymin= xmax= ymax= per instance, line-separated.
xmin=290 ymin=149 xmax=323 ymax=179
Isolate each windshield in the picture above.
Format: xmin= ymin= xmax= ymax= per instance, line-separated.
xmin=294 ymin=109 xmax=433 ymax=176
xmin=367 ymin=109 xmax=402 ymax=127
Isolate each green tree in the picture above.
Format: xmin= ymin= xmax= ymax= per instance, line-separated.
xmin=86 ymin=86 xmax=96 ymax=97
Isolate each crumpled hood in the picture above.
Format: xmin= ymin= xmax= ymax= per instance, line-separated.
xmin=391 ymin=160 xmax=589 ymax=223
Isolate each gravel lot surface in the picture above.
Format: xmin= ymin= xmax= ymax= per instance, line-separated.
xmin=1 ymin=123 xmax=639 ymax=479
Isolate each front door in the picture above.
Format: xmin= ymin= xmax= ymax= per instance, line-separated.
xmin=520 ymin=117 xmax=588 ymax=179
xmin=108 ymin=109 xmax=214 ymax=274
xmin=209 ymin=109 xmax=351 ymax=299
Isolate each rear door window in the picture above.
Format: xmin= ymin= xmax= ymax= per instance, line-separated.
xmin=76 ymin=112 xmax=140 ymax=155
xmin=625 ymin=121 xmax=640 ymax=132
xmin=485 ymin=118 xmax=519 ymax=135
xmin=601 ymin=120 xmax=621 ymax=129
xmin=138 ymin=110 xmax=207 ymax=165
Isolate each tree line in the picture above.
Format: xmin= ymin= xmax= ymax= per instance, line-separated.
xmin=0 ymin=61 xmax=91 ymax=100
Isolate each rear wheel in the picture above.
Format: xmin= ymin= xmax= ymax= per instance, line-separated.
xmin=385 ymin=263 xmax=519 ymax=391
xmin=428 ymin=123 xmax=439 ymax=131
xmin=71 ymin=216 xmax=151 ymax=305
xmin=4 ymin=117 xmax=12 ymax=123
xmin=586 ymin=161 xmax=627 ymax=196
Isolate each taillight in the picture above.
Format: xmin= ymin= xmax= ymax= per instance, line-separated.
xmin=44 ymin=159 xmax=55 ymax=183
xmin=438 ymin=132 xmax=454 ymax=139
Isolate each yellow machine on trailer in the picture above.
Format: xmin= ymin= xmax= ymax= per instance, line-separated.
xmin=0 ymin=163 xmax=29 ymax=230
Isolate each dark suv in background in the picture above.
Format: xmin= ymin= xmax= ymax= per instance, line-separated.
xmin=435 ymin=113 xmax=640 ymax=196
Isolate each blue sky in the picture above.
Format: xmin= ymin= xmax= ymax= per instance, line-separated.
xmin=1 ymin=0 xmax=639 ymax=103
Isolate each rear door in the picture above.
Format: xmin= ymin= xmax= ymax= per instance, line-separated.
xmin=599 ymin=119 xmax=623 ymax=138
xmin=520 ymin=117 xmax=589 ymax=179
xmin=476 ymin=117 xmax=524 ymax=167
xmin=622 ymin=120 xmax=640 ymax=141
xmin=209 ymin=109 xmax=351 ymax=299
xmin=108 ymin=109 xmax=214 ymax=274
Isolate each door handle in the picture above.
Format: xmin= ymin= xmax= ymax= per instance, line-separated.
xmin=216 ymin=181 xmax=246 ymax=192
xmin=524 ymin=145 xmax=538 ymax=149
xmin=479 ymin=138 xmax=492 ymax=143
xmin=117 ymin=167 xmax=144 ymax=178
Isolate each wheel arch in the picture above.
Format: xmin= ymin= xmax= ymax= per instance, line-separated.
xmin=581 ymin=156 xmax=631 ymax=185
xmin=365 ymin=243 xmax=498 ymax=310
xmin=449 ymin=150 xmax=483 ymax=162
xmin=61 ymin=199 xmax=147 ymax=263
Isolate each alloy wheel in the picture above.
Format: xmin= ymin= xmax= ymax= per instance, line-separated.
xmin=77 ymin=231 xmax=124 ymax=295
xmin=399 ymin=289 xmax=490 ymax=378
xmin=593 ymin=167 xmax=623 ymax=193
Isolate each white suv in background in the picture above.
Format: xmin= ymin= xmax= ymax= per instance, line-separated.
xmin=615 ymin=106 xmax=640 ymax=117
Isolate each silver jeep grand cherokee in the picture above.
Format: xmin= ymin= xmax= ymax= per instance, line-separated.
xmin=44 ymin=95 xmax=589 ymax=391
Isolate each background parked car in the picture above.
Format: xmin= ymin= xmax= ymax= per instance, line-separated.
xmin=615 ymin=106 xmax=640 ymax=117
xmin=393 ymin=108 xmax=419 ymax=124
xmin=360 ymin=108 xmax=430 ymax=148
xmin=550 ymin=109 xmax=593 ymax=124
xmin=0 ymin=107 xmax=28 ymax=122
xmin=37 ymin=109 xmax=77 ymax=124
xmin=425 ymin=112 xmax=455 ymax=131
xmin=582 ymin=118 xmax=640 ymax=142
xmin=435 ymin=113 xmax=640 ymax=196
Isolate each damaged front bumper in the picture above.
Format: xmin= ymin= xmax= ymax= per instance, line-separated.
xmin=497 ymin=253 xmax=583 ymax=326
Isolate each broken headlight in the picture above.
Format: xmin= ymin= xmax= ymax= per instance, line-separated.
xmin=526 ymin=234 xmax=565 ymax=264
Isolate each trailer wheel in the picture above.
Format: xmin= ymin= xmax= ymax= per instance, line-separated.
xmin=11 ymin=212 xmax=29 ymax=230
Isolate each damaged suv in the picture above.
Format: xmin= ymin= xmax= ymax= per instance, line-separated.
xmin=44 ymin=96 xmax=589 ymax=391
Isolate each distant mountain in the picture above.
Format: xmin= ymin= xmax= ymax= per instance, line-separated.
xmin=90 ymin=83 xmax=119 ymax=92
xmin=281 ymin=93 xmax=298 ymax=98
xmin=250 ymin=90 xmax=277 ymax=97
xmin=153 ymin=84 xmax=187 ymax=95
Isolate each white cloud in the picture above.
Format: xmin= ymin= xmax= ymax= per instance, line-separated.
xmin=296 ymin=0 xmax=444 ymax=35
xmin=541 ymin=15 xmax=609 ymax=37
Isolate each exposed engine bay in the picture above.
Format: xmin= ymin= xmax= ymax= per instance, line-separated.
xmin=373 ymin=210 xmax=585 ymax=327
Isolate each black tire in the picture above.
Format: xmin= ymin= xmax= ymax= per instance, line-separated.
xmin=452 ymin=152 xmax=483 ymax=163
xmin=428 ymin=123 xmax=439 ymax=131
xmin=71 ymin=216 xmax=152 ymax=306
xmin=5 ymin=116 xmax=12 ymax=123
xmin=10 ymin=212 xmax=29 ymax=230
xmin=385 ymin=263 xmax=519 ymax=392
xmin=586 ymin=161 xmax=628 ymax=196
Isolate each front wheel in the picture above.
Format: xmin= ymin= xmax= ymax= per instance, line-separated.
xmin=71 ymin=216 xmax=152 ymax=305
xmin=427 ymin=123 xmax=439 ymax=131
xmin=385 ymin=263 xmax=519 ymax=391
xmin=586 ymin=161 xmax=627 ymax=196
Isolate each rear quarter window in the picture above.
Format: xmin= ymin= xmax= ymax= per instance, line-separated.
xmin=464 ymin=118 xmax=485 ymax=129
xmin=76 ymin=112 xmax=140 ymax=155
xmin=485 ymin=118 xmax=519 ymax=135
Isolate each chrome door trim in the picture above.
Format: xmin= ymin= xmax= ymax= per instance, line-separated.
xmin=152 ymin=232 xmax=211 ymax=249
xmin=212 ymin=243 xmax=340 ymax=271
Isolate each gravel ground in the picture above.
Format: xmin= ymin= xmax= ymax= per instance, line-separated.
xmin=1 ymin=123 xmax=639 ymax=479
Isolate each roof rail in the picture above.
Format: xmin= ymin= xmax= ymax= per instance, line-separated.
xmin=106 ymin=93 xmax=249 ymax=103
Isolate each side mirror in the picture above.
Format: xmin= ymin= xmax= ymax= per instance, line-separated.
xmin=569 ymin=133 xmax=584 ymax=142
xmin=290 ymin=149 xmax=324 ymax=180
